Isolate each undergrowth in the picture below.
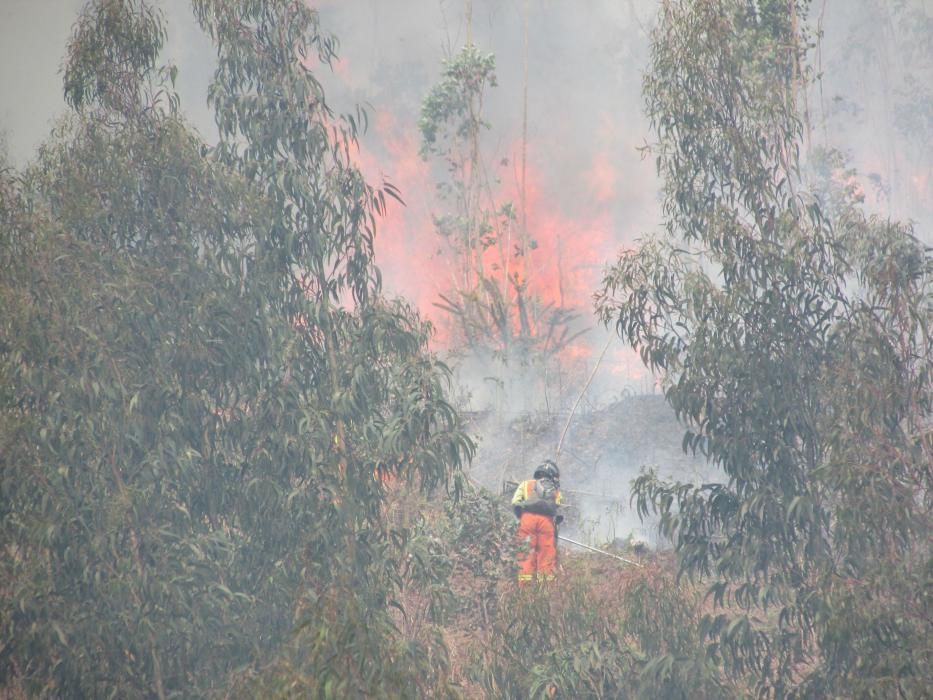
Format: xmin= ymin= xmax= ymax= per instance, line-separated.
xmin=385 ymin=482 xmax=744 ymax=699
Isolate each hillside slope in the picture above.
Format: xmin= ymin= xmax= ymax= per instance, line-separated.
xmin=466 ymin=394 xmax=715 ymax=543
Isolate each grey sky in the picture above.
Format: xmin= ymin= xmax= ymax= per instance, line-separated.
xmin=0 ymin=0 xmax=84 ymax=166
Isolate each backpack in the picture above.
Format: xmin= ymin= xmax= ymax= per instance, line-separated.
xmin=522 ymin=478 xmax=559 ymax=517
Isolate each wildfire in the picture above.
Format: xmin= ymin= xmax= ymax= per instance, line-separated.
xmin=353 ymin=110 xmax=453 ymax=325
xmin=355 ymin=122 xmax=622 ymax=344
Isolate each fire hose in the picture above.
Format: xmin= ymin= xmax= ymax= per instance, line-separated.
xmin=557 ymin=535 xmax=643 ymax=568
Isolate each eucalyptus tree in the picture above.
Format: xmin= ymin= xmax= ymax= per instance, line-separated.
xmin=420 ymin=46 xmax=584 ymax=392
xmin=420 ymin=43 xmax=499 ymax=293
xmin=597 ymin=0 xmax=932 ymax=696
xmin=0 ymin=0 xmax=471 ymax=697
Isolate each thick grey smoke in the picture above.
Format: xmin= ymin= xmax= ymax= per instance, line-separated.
xmin=3 ymin=2 xmax=929 ymax=229
xmin=2 ymin=1 xmax=928 ymax=544
xmin=316 ymin=0 xmax=660 ymax=292
xmin=313 ymin=1 xmax=662 ymax=413
xmin=812 ymin=1 xmax=933 ymax=237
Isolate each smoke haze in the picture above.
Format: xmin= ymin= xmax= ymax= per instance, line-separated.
xmin=4 ymin=1 xmax=928 ymax=321
xmin=2 ymin=0 xmax=930 ymax=539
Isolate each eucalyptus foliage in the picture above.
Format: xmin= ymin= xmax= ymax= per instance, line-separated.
xmin=420 ymin=45 xmax=584 ymax=372
xmin=597 ymin=1 xmax=932 ymax=696
xmin=1 ymin=0 xmax=471 ymax=697
xmin=419 ymin=44 xmax=498 ymax=290
xmin=472 ymin=564 xmax=734 ymax=700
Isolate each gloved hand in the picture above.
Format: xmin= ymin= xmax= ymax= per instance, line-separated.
xmin=555 ymin=514 xmax=564 ymax=525
xmin=513 ymin=505 xmax=523 ymax=520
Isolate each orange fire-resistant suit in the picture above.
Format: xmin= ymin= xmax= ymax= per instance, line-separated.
xmin=511 ymin=479 xmax=562 ymax=583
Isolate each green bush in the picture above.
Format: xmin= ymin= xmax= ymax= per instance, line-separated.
xmin=469 ymin=558 xmax=731 ymax=699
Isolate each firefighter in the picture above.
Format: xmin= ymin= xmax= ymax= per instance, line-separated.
xmin=511 ymin=460 xmax=563 ymax=584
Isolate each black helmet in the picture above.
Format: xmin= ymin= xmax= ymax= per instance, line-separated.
xmin=533 ymin=460 xmax=559 ymax=481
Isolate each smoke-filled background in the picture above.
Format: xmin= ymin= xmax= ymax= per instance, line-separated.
xmin=2 ymin=0 xmax=931 ymax=543
xmin=4 ymin=1 xmax=929 ymax=363
xmin=316 ymin=2 xmax=657 ymax=315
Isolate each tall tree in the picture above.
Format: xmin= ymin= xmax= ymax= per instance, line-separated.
xmin=419 ymin=43 xmax=584 ymax=396
xmin=0 ymin=0 xmax=471 ymax=696
xmin=597 ymin=0 xmax=932 ymax=695
xmin=419 ymin=43 xmax=499 ymax=294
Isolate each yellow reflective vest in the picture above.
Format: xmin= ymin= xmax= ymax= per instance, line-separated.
xmin=511 ymin=479 xmax=562 ymax=515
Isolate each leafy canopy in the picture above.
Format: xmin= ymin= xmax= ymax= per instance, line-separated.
xmin=0 ymin=0 xmax=472 ymax=697
xmin=596 ymin=1 xmax=932 ymax=696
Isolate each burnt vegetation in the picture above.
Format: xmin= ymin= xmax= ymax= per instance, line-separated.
xmin=1 ymin=1 xmax=931 ymax=698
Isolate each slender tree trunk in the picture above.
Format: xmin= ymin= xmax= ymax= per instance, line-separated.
xmin=110 ymin=446 xmax=167 ymax=700
xmin=520 ymin=0 xmax=530 ymax=289
xmin=465 ymin=0 xmax=472 ymax=43
xmin=879 ymin=0 xmax=901 ymax=216
xmin=471 ymin=94 xmax=483 ymax=281
xmin=557 ymin=233 xmax=565 ymax=307
xmin=788 ymin=0 xmax=812 ymax=153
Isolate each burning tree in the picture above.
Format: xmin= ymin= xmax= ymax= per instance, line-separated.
xmin=418 ymin=42 xmax=585 ymax=398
